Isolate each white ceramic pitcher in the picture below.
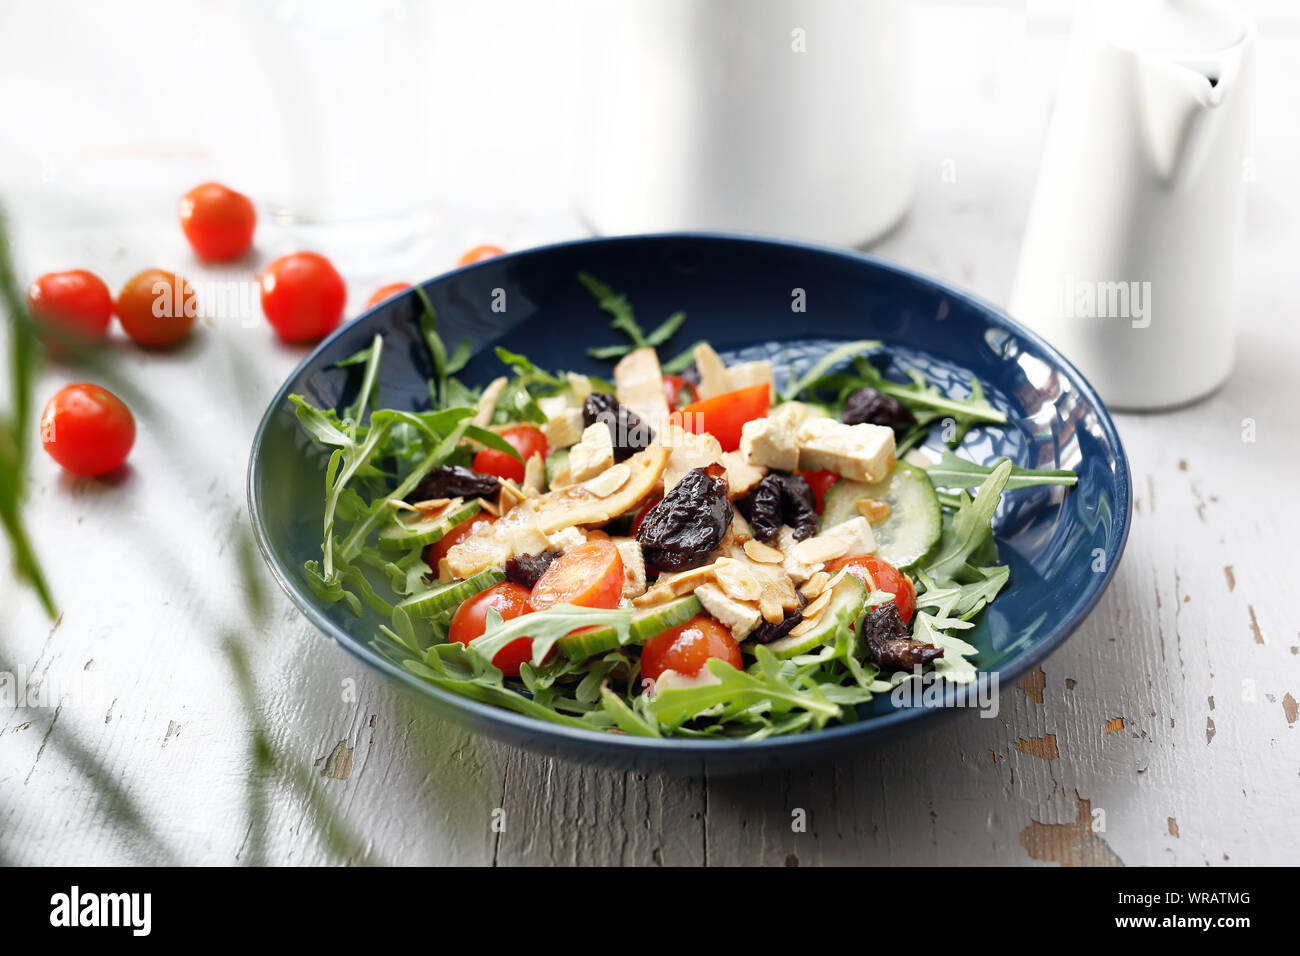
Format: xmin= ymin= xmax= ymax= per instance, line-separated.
xmin=575 ymin=0 xmax=913 ymax=247
xmin=1009 ymin=0 xmax=1255 ymax=410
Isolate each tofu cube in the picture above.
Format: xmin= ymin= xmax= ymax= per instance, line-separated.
xmin=695 ymin=582 xmax=761 ymax=640
xmin=660 ymin=424 xmax=723 ymax=493
xmin=538 ymin=396 xmax=585 ymax=449
xmin=740 ymin=402 xmax=808 ymax=472
xmin=795 ymin=418 xmax=895 ymax=482
xmin=614 ymin=538 xmax=647 ymax=598
xmin=726 ymin=360 xmax=773 ymax=398
xmin=569 ymin=423 xmax=615 ymax=482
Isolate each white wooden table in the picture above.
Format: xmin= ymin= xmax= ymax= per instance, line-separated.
xmin=2 ymin=1 xmax=1297 ymax=866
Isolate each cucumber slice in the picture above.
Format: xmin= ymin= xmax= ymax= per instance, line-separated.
xmin=820 ymin=461 xmax=941 ymax=569
xmin=398 ymin=568 xmax=505 ymax=618
xmin=378 ymin=499 xmax=481 ymax=550
xmin=545 ymin=448 xmax=570 ymax=488
xmin=557 ymin=595 xmax=702 ymax=661
xmin=763 ymin=573 xmax=869 ymax=659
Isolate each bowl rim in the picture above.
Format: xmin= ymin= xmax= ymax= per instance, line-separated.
xmin=247 ymin=230 xmax=1133 ymax=757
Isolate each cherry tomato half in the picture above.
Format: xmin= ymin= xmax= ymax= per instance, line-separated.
xmin=472 ymin=425 xmax=546 ymax=484
xmin=662 ymin=374 xmax=697 ymax=413
xmin=640 ymin=615 xmax=742 ymax=685
xmin=424 ymin=512 xmax=495 ymax=572
xmin=798 ymin=469 xmax=839 ymax=514
xmin=668 ymin=383 xmax=771 ymax=452
xmin=260 ymin=252 xmax=346 ymax=344
xmin=27 ymin=270 xmax=114 ymax=348
xmin=527 ymin=539 xmax=624 ymax=613
xmin=365 ymin=282 xmax=411 ymax=309
xmin=448 ymin=582 xmax=536 ymax=677
xmin=40 ymin=383 xmax=135 ymax=477
xmin=178 ymin=182 xmax=256 ymax=262
xmin=457 ymin=244 xmax=504 ymax=267
xmin=825 ymin=554 xmax=916 ymax=623
xmin=116 ymin=269 xmax=197 ymax=348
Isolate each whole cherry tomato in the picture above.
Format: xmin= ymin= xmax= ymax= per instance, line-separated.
xmin=471 ymin=425 xmax=546 ymax=484
xmin=457 ymin=244 xmax=504 ymax=267
xmin=27 ymin=270 xmax=114 ymax=347
xmin=39 ymin=383 xmax=135 ymax=476
xmin=260 ymin=252 xmax=346 ymax=343
xmin=179 ymin=182 xmax=256 ymax=261
xmin=640 ymin=615 xmax=742 ymax=685
xmin=448 ymin=582 xmax=536 ymax=677
xmin=527 ymin=539 xmax=624 ymax=613
xmin=825 ymin=554 xmax=916 ymax=623
xmin=116 ymin=269 xmax=197 ymax=348
xmin=365 ymin=282 xmax=411 ymax=309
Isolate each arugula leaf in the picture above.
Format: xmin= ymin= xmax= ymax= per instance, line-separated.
xmin=914 ymin=566 xmax=1009 ymax=621
xmin=925 ymin=451 xmax=1077 ymax=490
xmin=579 ymin=272 xmax=686 ymax=360
xmin=780 ymin=339 xmax=882 ymax=403
xmin=922 ymin=458 xmax=1012 ymax=583
xmin=468 ymin=603 xmax=636 ymax=668
xmin=649 ymin=646 xmax=843 ymax=731
xmin=910 ymin=611 xmax=979 ymax=684
xmin=660 ymin=339 xmax=708 ymax=374
xmin=413 ymin=286 xmax=472 ymax=409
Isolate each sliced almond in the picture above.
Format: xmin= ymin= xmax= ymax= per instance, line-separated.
xmin=523 ymin=452 xmax=546 ymax=495
xmin=792 ymin=535 xmax=849 ymax=565
xmin=788 ymin=615 xmax=819 ymax=637
xmin=856 ymin=497 xmax=891 ymax=524
xmin=802 ymin=587 xmax=833 ymax=621
xmin=632 ymin=563 xmax=719 ymax=606
xmin=800 ymin=570 xmax=831 ymax=600
xmin=585 ymin=463 xmax=631 ymax=499
xmin=476 ymin=496 xmax=501 ymax=517
xmin=410 ymin=496 xmax=454 ymax=516
xmin=759 ymin=592 xmax=785 ymax=625
xmin=714 ymin=559 xmax=761 ymax=602
xmin=743 ymin=538 xmax=784 ymax=564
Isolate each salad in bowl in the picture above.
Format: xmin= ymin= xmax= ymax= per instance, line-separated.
xmin=290 ymin=274 xmax=1076 ymax=740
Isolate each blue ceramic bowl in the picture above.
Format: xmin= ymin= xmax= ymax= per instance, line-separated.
xmin=248 ymin=234 xmax=1131 ymax=773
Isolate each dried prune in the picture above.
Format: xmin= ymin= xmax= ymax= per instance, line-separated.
xmin=406 ymin=465 xmax=499 ymax=503
xmin=637 ymin=464 xmax=732 ymax=572
xmin=504 ymin=550 xmax=561 ymax=589
xmin=842 ymin=387 xmax=917 ymax=440
xmin=860 ymin=602 xmax=943 ymax=670
xmin=749 ymin=607 xmax=804 ymax=645
xmin=748 ymin=473 xmax=818 ymax=543
xmin=582 ymin=393 xmax=654 ymax=461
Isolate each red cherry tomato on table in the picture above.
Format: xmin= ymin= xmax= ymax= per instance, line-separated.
xmin=667 ymin=383 xmax=771 ymax=452
xmin=116 ymin=269 xmax=197 ymax=348
xmin=457 ymin=244 xmax=504 ymax=267
xmin=824 ymin=554 xmax=915 ymax=623
xmin=39 ymin=383 xmax=135 ymax=477
xmin=527 ymin=539 xmax=624 ymax=613
xmin=178 ymin=182 xmax=256 ymax=262
xmin=448 ymin=582 xmax=536 ymax=677
xmin=424 ymin=512 xmax=495 ymax=571
xmin=798 ymin=469 xmax=839 ymax=514
xmin=640 ymin=615 xmax=742 ymax=685
xmin=260 ymin=252 xmax=346 ymax=344
xmin=662 ymin=374 xmax=697 ymax=413
xmin=365 ymin=282 xmax=411 ymax=309
xmin=471 ymin=425 xmax=547 ymax=484
xmin=27 ymin=270 xmax=114 ymax=348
